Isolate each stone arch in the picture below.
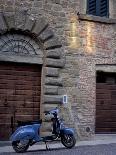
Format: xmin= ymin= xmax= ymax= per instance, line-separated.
xmin=0 ymin=12 xmax=63 ymax=51
xmin=0 ymin=11 xmax=65 ymax=133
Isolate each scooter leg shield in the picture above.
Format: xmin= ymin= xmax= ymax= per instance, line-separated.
xmin=60 ymin=128 xmax=75 ymax=136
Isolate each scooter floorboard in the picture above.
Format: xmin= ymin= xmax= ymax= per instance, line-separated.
xmin=42 ymin=135 xmax=55 ymax=141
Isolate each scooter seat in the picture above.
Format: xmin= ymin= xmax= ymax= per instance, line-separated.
xmin=17 ymin=120 xmax=42 ymax=127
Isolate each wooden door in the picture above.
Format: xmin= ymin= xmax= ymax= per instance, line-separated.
xmin=0 ymin=62 xmax=41 ymax=140
xmin=96 ymin=72 xmax=116 ymax=133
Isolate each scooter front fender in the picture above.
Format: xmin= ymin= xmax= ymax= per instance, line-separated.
xmin=60 ymin=128 xmax=75 ymax=136
xmin=10 ymin=126 xmax=35 ymax=142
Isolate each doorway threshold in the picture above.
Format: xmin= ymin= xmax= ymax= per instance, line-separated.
xmin=92 ymin=134 xmax=116 ymax=144
xmin=76 ymin=134 xmax=116 ymax=147
xmin=95 ymin=134 xmax=116 ymax=140
xmin=0 ymin=141 xmax=11 ymax=147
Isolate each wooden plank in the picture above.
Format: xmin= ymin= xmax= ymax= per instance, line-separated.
xmin=0 ymin=62 xmax=41 ymax=140
xmin=0 ymin=101 xmax=40 ymax=108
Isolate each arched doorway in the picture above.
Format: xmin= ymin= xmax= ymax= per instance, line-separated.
xmin=0 ymin=33 xmax=43 ymax=140
xmin=0 ymin=12 xmax=65 ymax=140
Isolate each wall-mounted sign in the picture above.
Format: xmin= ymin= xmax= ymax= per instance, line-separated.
xmin=63 ymin=95 xmax=68 ymax=104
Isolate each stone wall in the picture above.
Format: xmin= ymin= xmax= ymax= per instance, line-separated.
xmin=0 ymin=0 xmax=116 ymax=140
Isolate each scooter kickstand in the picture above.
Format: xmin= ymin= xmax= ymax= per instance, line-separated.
xmin=45 ymin=141 xmax=50 ymax=150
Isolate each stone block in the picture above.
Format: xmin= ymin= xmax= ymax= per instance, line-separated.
xmin=15 ymin=10 xmax=27 ymax=29
xmin=44 ymin=37 xmax=62 ymax=50
xmin=45 ymin=67 xmax=59 ymax=77
xmin=41 ymin=121 xmax=52 ymax=132
xmin=44 ymin=85 xmax=58 ymax=95
xmin=44 ymin=95 xmax=62 ymax=104
xmin=44 ymin=103 xmax=58 ymax=112
xmin=3 ymin=12 xmax=15 ymax=29
xmin=52 ymin=0 xmax=61 ymax=4
xmin=46 ymin=58 xmax=65 ymax=68
xmin=45 ymin=77 xmax=63 ymax=86
xmin=46 ymin=49 xmax=62 ymax=59
xmin=32 ymin=17 xmax=48 ymax=35
xmin=0 ymin=13 xmax=7 ymax=33
xmin=58 ymin=87 xmax=65 ymax=95
xmin=39 ymin=27 xmax=54 ymax=42
xmin=24 ymin=16 xmax=35 ymax=31
xmin=40 ymin=131 xmax=52 ymax=137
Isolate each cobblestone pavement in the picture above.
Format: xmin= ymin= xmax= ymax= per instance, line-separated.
xmin=1 ymin=144 xmax=116 ymax=155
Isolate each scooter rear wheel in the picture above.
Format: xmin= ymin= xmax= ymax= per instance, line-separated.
xmin=61 ymin=134 xmax=76 ymax=149
xmin=12 ymin=140 xmax=29 ymax=153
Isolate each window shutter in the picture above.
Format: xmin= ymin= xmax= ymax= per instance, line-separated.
xmin=87 ymin=0 xmax=96 ymax=15
xmin=87 ymin=0 xmax=109 ymax=17
xmin=99 ymin=0 xmax=109 ymax=17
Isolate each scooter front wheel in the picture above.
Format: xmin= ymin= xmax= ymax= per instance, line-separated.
xmin=61 ymin=134 xmax=76 ymax=149
xmin=12 ymin=140 xmax=29 ymax=153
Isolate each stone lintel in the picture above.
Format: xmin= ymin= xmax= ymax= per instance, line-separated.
xmin=44 ymin=95 xmax=62 ymax=104
xmin=46 ymin=58 xmax=65 ymax=68
xmin=78 ymin=14 xmax=116 ymax=24
xmin=45 ymin=67 xmax=59 ymax=77
xmin=45 ymin=77 xmax=63 ymax=86
xmin=44 ymin=85 xmax=58 ymax=95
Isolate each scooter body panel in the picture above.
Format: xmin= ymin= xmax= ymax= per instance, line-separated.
xmin=10 ymin=124 xmax=41 ymax=142
xmin=60 ymin=127 xmax=75 ymax=136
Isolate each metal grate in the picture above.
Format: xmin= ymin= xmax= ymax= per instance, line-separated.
xmin=0 ymin=34 xmax=41 ymax=56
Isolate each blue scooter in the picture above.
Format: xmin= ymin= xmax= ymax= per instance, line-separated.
xmin=10 ymin=108 xmax=76 ymax=153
